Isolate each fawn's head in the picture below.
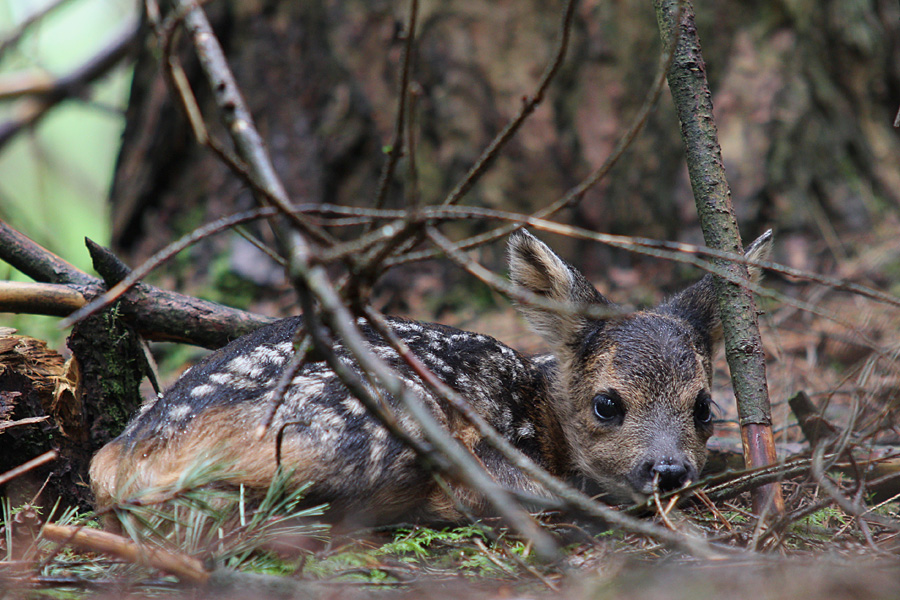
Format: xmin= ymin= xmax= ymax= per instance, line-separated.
xmin=508 ymin=230 xmax=771 ymax=501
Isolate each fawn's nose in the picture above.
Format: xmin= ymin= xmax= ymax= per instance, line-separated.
xmin=632 ymin=457 xmax=693 ymax=494
xmin=652 ymin=460 xmax=690 ymax=492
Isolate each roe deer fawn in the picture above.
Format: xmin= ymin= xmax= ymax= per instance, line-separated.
xmin=90 ymin=230 xmax=771 ymax=524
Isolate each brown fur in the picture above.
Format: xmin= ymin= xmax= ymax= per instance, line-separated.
xmin=90 ymin=230 xmax=773 ymax=522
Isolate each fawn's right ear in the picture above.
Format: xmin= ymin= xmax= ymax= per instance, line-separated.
xmin=658 ymin=229 xmax=774 ymax=358
xmin=508 ymin=230 xmax=612 ymax=354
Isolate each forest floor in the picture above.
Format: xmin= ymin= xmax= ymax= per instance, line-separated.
xmin=2 ymin=225 xmax=900 ymax=600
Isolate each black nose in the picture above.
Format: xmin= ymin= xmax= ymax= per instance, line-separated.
xmin=633 ymin=458 xmax=692 ymax=493
xmin=652 ymin=460 xmax=690 ymax=492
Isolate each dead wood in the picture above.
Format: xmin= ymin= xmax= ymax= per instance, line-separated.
xmin=0 ymin=219 xmax=277 ymax=349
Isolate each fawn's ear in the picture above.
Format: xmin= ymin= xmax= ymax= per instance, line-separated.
xmin=508 ymin=230 xmax=612 ymax=353
xmin=659 ymin=230 xmax=773 ymax=357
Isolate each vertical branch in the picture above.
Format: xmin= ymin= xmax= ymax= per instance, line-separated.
xmin=653 ymin=0 xmax=784 ymax=515
xmin=171 ymin=0 xmax=331 ymax=249
xmin=371 ymin=0 xmax=419 ymax=212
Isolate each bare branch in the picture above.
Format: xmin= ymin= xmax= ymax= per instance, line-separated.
xmin=168 ymin=0 xmax=331 ymax=249
xmin=370 ymin=0 xmax=419 ymax=213
xmin=654 ymin=0 xmax=783 ymax=514
xmin=388 ymin=2 xmax=681 ymax=265
xmin=41 ymin=523 xmax=210 ymax=584
xmin=440 ymin=0 xmax=578 ymax=207
xmin=0 ymin=219 xmax=274 ymax=348
xmin=0 ymin=219 xmax=95 ymax=286
xmin=0 ymin=451 xmax=58 ymax=487
xmin=0 ymin=23 xmax=139 ymax=150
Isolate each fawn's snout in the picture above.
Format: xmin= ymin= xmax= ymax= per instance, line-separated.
xmin=508 ymin=231 xmax=772 ymax=501
xmin=630 ymin=457 xmax=694 ymax=494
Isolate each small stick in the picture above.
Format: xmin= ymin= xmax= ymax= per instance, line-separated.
xmin=0 ymin=451 xmax=57 ymax=486
xmin=694 ymin=490 xmax=732 ymax=532
xmin=41 ymin=522 xmax=209 ymax=584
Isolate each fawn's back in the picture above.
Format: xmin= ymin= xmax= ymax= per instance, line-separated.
xmin=90 ymin=230 xmax=771 ymax=524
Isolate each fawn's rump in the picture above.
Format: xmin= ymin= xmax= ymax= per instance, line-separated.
xmin=88 ymin=400 xmax=473 ymax=524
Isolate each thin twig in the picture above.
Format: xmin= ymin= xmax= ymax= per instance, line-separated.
xmin=694 ymin=490 xmax=732 ymax=531
xmin=0 ymin=451 xmax=57 ymax=487
xmin=370 ymin=0 xmax=419 ymax=213
xmin=0 ymin=416 xmax=49 ymax=433
xmin=169 ymin=0 xmax=331 ymax=249
xmin=389 ymin=0 xmax=683 ymax=265
xmin=257 ymin=326 xmax=313 ymax=438
xmin=58 ymin=208 xmax=281 ymax=329
xmin=440 ymin=0 xmax=578 ymax=207
xmin=0 ymin=23 xmax=139 ymax=150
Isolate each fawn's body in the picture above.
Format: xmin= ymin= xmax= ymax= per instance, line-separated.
xmin=91 ymin=231 xmax=771 ymax=524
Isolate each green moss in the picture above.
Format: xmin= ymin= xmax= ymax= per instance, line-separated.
xmin=302 ymin=524 xmax=541 ymax=581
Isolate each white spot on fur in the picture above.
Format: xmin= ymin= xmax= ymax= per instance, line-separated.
xmin=390 ymin=322 xmax=416 ymax=333
xmin=249 ymin=345 xmax=285 ymax=365
xmin=226 ymin=355 xmax=264 ymax=378
xmin=373 ymin=346 xmax=399 ymax=360
xmin=168 ymin=404 xmax=192 ymax=421
xmin=190 ymin=384 xmax=216 ymax=398
xmin=209 ymin=372 xmax=237 ymax=385
xmin=342 ymin=398 xmax=365 ymax=415
xmin=291 ymin=375 xmax=326 ymax=398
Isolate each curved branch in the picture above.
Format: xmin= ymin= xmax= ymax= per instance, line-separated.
xmin=0 ymin=23 xmax=139 ymax=150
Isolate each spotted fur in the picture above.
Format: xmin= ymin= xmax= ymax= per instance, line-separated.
xmin=90 ymin=230 xmax=772 ymax=523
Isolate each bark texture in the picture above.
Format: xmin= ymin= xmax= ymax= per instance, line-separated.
xmin=654 ymin=0 xmax=782 ymax=514
xmin=109 ymin=0 xmax=900 ymax=301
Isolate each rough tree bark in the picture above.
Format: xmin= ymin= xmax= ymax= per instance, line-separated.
xmin=654 ymin=0 xmax=784 ymax=515
xmin=109 ymin=0 xmax=900 ymax=305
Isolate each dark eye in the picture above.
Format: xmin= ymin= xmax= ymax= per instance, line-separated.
xmin=694 ymin=390 xmax=713 ymax=425
xmin=593 ymin=392 xmax=624 ymax=423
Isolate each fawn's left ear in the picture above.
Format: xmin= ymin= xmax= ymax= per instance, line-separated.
xmin=508 ymin=229 xmax=612 ymax=355
xmin=658 ymin=230 xmax=773 ymax=357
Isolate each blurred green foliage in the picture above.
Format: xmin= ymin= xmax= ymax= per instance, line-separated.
xmin=0 ymin=0 xmax=136 ymax=344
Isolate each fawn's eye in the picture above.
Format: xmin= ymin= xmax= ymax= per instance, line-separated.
xmin=593 ymin=392 xmax=624 ymax=423
xmin=694 ymin=390 xmax=713 ymax=426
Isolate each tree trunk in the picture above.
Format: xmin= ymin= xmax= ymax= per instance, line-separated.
xmin=110 ymin=0 xmax=900 ymax=294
